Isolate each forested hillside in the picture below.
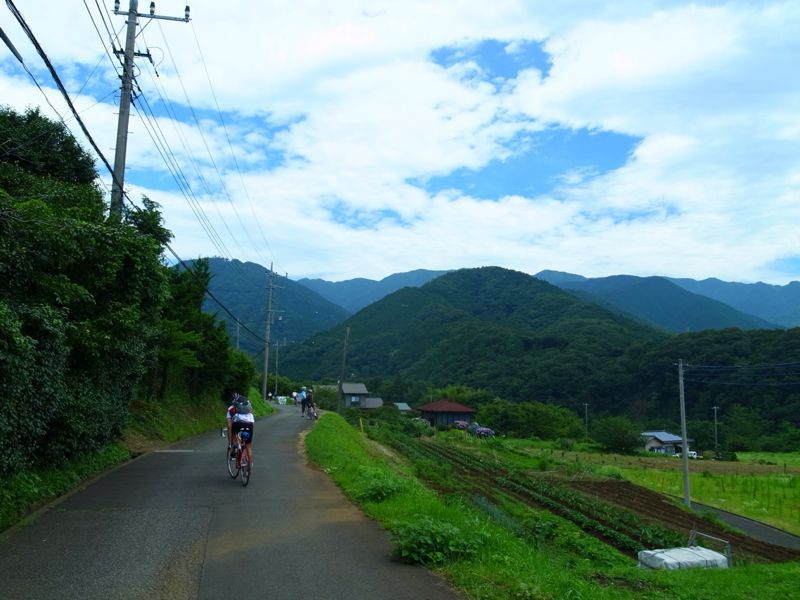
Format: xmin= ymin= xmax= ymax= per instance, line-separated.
xmin=282 ymin=266 xmax=666 ymax=405
xmin=281 ymin=266 xmax=800 ymax=451
xmin=535 ymin=271 xmax=779 ymax=331
xmin=197 ymin=257 xmax=350 ymax=355
xmin=0 ymin=107 xmax=253 ymax=480
xmin=298 ymin=268 xmax=448 ymax=313
xmin=668 ymin=277 xmax=800 ymax=327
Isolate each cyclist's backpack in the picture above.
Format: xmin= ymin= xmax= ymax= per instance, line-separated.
xmin=235 ymin=396 xmax=252 ymax=415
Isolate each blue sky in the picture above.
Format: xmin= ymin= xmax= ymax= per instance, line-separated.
xmin=1 ymin=1 xmax=799 ymax=283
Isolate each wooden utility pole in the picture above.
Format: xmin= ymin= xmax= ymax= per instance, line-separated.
xmin=261 ymin=266 xmax=274 ymax=402
xmin=678 ymin=359 xmax=691 ymax=508
xmin=110 ymin=1 xmax=190 ymax=219
xmin=337 ymin=327 xmax=350 ymax=412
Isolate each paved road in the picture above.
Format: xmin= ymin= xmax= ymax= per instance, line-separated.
xmin=689 ymin=501 xmax=800 ymax=551
xmin=0 ymin=406 xmax=461 ymax=600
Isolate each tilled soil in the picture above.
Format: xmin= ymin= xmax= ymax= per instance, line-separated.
xmin=565 ymin=478 xmax=800 ymax=563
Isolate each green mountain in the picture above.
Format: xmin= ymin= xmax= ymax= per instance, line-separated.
xmin=297 ymin=269 xmax=449 ymax=313
xmin=279 ymin=267 xmax=800 ymax=450
xmin=535 ymin=271 xmax=779 ymax=332
xmin=281 ymin=266 xmax=666 ymax=410
xmin=195 ymin=258 xmax=350 ymax=356
xmin=668 ymin=277 xmax=800 ymax=327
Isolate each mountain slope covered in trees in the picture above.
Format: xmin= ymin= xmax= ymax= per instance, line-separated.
xmin=282 ymin=266 xmax=666 ymax=407
xmin=667 ymin=277 xmax=800 ymax=327
xmin=197 ymin=258 xmax=350 ymax=356
xmin=281 ymin=266 xmax=800 ymax=451
xmin=535 ymin=271 xmax=779 ymax=331
xmin=297 ymin=269 xmax=449 ymax=313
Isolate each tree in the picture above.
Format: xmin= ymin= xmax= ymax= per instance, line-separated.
xmin=592 ymin=416 xmax=642 ymax=454
xmin=0 ymin=106 xmax=97 ymax=184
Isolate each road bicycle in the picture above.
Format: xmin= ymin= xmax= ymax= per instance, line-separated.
xmin=226 ymin=429 xmax=252 ymax=486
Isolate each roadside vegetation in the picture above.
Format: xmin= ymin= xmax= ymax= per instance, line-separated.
xmin=307 ymin=413 xmax=800 ymax=599
xmin=0 ymin=107 xmax=282 ymax=532
xmin=0 ymin=386 xmax=272 ymax=532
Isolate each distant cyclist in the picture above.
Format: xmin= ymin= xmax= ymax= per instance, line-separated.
xmin=298 ymin=386 xmax=308 ymax=416
xmin=226 ymin=393 xmax=255 ymax=464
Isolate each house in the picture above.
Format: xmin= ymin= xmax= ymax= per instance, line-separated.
xmin=416 ymin=399 xmax=476 ymax=427
xmin=642 ymin=431 xmax=693 ymax=455
xmin=341 ymin=382 xmax=383 ymax=408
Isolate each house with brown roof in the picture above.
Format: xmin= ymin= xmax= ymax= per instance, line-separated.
xmin=416 ymin=400 xmax=476 ymax=427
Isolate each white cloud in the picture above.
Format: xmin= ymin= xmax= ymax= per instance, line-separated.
xmin=3 ymin=1 xmax=800 ymax=284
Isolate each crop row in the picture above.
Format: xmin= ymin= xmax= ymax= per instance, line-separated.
xmin=377 ymin=432 xmax=683 ymax=553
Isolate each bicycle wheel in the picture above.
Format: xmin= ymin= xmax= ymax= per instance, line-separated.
xmin=240 ymin=448 xmax=251 ymax=487
xmin=227 ymin=444 xmax=239 ymax=478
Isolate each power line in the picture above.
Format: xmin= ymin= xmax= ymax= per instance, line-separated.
xmin=3 ymin=1 xmax=264 ymax=346
xmin=5 ymin=0 xmax=114 ymax=176
xmin=155 ymin=20 xmax=276 ymax=270
xmin=189 ymin=20 xmax=280 ymax=273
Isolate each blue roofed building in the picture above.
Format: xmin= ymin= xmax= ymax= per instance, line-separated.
xmin=641 ymin=431 xmax=693 ymax=455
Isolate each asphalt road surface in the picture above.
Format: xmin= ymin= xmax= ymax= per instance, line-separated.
xmin=0 ymin=406 xmax=462 ymax=600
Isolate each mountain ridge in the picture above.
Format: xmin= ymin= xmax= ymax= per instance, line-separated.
xmin=534 ymin=271 xmax=781 ymax=332
xmin=297 ymin=269 xmax=449 ymax=313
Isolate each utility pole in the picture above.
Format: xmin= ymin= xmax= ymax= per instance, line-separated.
xmin=273 ymin=341 xmax=279 ymax=398
xmin=678 ymin=359 xmax=691 ymax=508
xmin=110 ymin=1 xmax=190 ymax=219
xmin=713 ymin=405 xmax=719 ymax=454
xmin=260 ymin=265 xmax=284 ymax=402
xmin=338 ymin=327 xmax=350 ymax=413
xmin=261 ymin=265 xmax=274 ymax=402
xmin=583 ymin=403 xmax=588 ymax=438
xmin=236 ymin=320 xmax=240 ymax=350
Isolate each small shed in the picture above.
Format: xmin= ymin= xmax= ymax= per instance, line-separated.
xmin=416 ymin=400 xmax=476 ymax=427
xmin=337 ymin=383 xmax=383 ymax=409
xmin=642 ymin=431 xmax=692 ymax=455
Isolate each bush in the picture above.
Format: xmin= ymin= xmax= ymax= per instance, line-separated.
xmin=352 ymin=466 xmax=406 ymax=502
xmin=391 ymin=515 xmax=484 ymax=565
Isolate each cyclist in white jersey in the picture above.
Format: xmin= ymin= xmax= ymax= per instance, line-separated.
xmin=226 ymin=393 xmax=255 ymax=464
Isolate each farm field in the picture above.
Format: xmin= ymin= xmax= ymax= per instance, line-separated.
xmin=489 ymin=440 xmax=800 ymax=535
xmin=377 ymin=429 xmax=800 ymax=564
xmin=309 ymin=415 xmax=800 ymax=600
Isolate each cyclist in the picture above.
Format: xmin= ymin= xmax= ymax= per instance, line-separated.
xmin=298 ymin=386 xmax=308 ymax=416
xmin=226 ymin=393 xmax=255 ymax=464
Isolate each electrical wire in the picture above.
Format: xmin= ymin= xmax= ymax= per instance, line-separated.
xmin=189 ymin=20 xmax=280 ymax=272
xmin=155 ymin=20 xmax=277 ymax=270
xmin=3 ymin=0 xmax=264 ymax=344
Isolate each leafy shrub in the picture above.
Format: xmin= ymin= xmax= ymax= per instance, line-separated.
xmin=555 ymin=437 xmax=575 ymax=450
xmin=352 ymin=466 xmax=406 ymax=502
xmin=391 ymin=516 xmax=484 ymax=565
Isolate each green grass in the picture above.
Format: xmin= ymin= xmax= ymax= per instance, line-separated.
xmin=610 ymin=467 xmax=800 ymax=536
xmin=307 ymin=414 xmax=800 ymax=600
xmin=738 ymin=451 xmax=800 ymax=469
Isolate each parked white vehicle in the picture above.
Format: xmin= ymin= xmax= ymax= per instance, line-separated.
xmin=674 ymin=450 xmax=698 ymax=459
